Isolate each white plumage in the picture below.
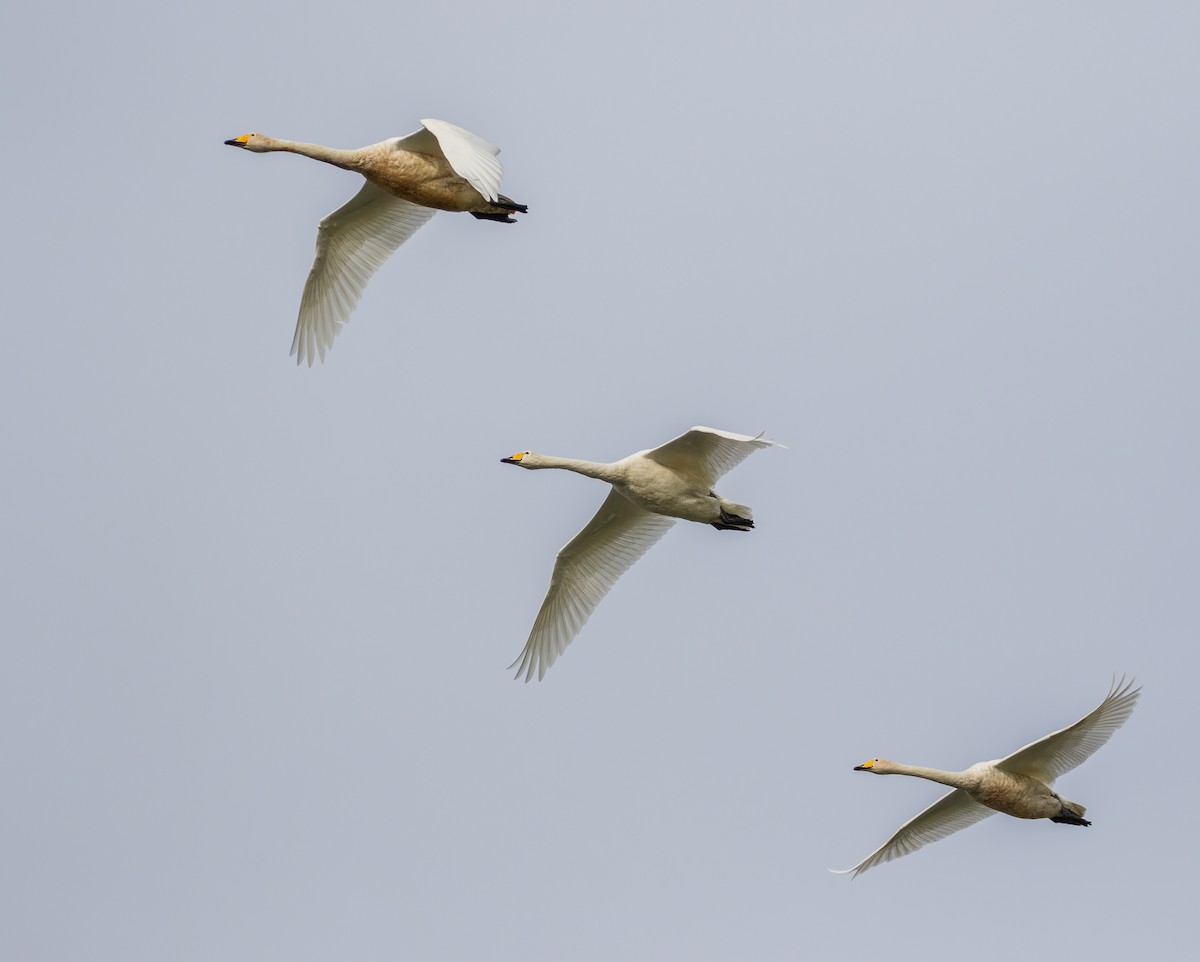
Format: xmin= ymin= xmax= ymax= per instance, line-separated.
xmin=834 ymin=676 xmax=1141 ymax=877
xmin=502 ymin=426 xmax=783 ymax=681
xmin=225 ymin=119 xmax=525 ymax=365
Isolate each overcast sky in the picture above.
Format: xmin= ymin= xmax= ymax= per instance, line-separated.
xmin=2 ymin=1 xmax=1197 ymax=959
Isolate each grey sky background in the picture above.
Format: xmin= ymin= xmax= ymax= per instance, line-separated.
xmin=2 ymin=1 xmax=1197 ymax=959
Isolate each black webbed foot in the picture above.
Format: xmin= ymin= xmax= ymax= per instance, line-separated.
xmin=494 ymin=195 xmax=528 ymax=213
xmin=711 ymin=508 xmax=754 ymax=531
xmin=1050 ymin=814 xmax=1092 ymax=826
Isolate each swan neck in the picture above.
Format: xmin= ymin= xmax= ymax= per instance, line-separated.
xmin=269 ymin=138 xmax=363 ymax=171
xmin=537 ymin=456 xmax=616 ymax=482
xmin=887 ymin=763 xmax=973 ymax=789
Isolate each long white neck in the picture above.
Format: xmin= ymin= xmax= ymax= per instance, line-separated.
xmin=882 ymin=762 xmax=976 ymax=790
xmin=261 ymin=137 xmax=363 ymax=172
xmin=528 ymin=454 xmax=618 ymax=483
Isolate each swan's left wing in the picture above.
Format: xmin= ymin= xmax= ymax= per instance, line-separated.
xmin=831 ymin=788 xmax=995 ymax=879
xmin=292 ymin=182 xmax=435 ymax=366
xmin=510 ymin=489 xmax=675 ymax=682
xmin=994 ymin=675 xmax=1141 ymax=785
xmin=643 ymin=426 xmax=783 ymax=487
xmin=418 ymin=118 xmax=504 ymax=203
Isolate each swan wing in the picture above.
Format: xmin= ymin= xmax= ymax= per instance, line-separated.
xmin=643 ymin=426 xmax=782 ymax=486
xmin=418 ymin=118 xmax=504 ymax=203
xmin=994 ymin=675 xmax=1141 ymax=784
xmin=389 ymin=125 xmax=440 ymax=153
xmin=510 ymin=489 xmax=675 ymax=682
xmin=291 ymin=182 xmax=435 ymax=366
xmin=831 ymin=788 xmax=995 ymax=878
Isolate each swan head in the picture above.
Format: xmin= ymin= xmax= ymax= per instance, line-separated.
xmin=854 ymin=758 xmax=895 ymax=774
xmin=501 ymin=451 xmax=543 ymax=469
xmin=223 ymin=132 xmax=275 ymax=153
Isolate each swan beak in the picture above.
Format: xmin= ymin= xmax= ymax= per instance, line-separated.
xmin=500 ymin=457 xmax=520 ymax=465
xmin=853 ymin=764 xmax=868 ymax=771
xmin=224 ymin=135 xmax=250 ymax=147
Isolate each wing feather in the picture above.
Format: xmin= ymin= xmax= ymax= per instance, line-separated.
xmin=832 ymin=789 xmax=995 ymax=879
xmin=510 ymin=490 xmax=675 ymax=682
xmin=291 ymin=183 xmax=434 ymax=366
xmin=642 ymin=426 xmax=783 ymax=487
xmin=995 ymin=675 xmax=1141 ymax=784
xmin=419 ymin=118 xmax=504 ymax=203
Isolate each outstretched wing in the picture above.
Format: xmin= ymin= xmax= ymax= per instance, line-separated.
xmin=642 ymin=426 xmax=783 ymax=487
xmin=417 ymin=118 xmax=504 ymax=203
xmin=292 ymin=182 xmax=434 ymax=366
xmin=995 ymin=675 xmax=1141 ymax=784
xmin=510 ymin=489 xmax=675 ymax=682
xmin=832 ymin=789 xmax=995 ymax=879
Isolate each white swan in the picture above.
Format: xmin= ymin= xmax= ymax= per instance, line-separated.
xmin=501 ymin=426 xmax=783 ymax=682
xmin=224 ymin=119 xmax=526 ymax=365
xmin=833 ymin=676 xmax=1140 ymax=878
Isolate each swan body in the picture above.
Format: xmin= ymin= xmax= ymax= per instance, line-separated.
xmin=833 ymin=676 xmax=1140 ymax=877
xmin=501 ymin=426 xmax=783 ymax=681
xmin=224 ymin=119 xmax=526 ymax=365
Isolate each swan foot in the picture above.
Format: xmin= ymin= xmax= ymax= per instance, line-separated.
xmin=1050 ymin=807 xmax=1091 ymax=826
xmin=495 ymin=196 xmax=528 ymax=213
xmin=711 ymin=508 xmax=754 ymax=531
xmin=1049 ymin=793 xmax=1090 ymax=825
xmin=471 ymin=197 xmax=528 ymax=222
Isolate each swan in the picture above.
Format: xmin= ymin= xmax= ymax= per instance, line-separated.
xmin=224 ymin=118 xmax=526 ymax=365
xmin=501 ymin=426 xmax=783 ymax=682
xmin=833 ymin=675 xmax=1140 ymax=878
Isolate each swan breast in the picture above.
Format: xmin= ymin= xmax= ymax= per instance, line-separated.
xmin=361 ymin=146 xmax=487 ymax=212
xmin=971 ymin=767 xmax=1058 ymax=819
xmin=614 ymin=457 xmax=719 ymax=522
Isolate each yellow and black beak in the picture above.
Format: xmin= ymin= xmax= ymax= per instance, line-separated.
xmin=500 ymin=457 xmax=521 ymax=465
xmin=223 ymin=135 xmax=250 ymax=147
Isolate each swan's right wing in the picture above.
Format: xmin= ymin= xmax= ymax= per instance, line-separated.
xmin=831 ymin=788 xmax=995 ymax=879
xmin=291 ymin=182 xmax=435 ymax=366
xmin=643 ymin=426 xmax=782 ymax=487
xmin=510 ymin=489 xmax=675 ymax=682
xmin=994 ymin=675 xmax=1141 ymax=785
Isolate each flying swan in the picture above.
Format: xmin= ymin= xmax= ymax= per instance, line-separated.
xmin=501 ymin=426 xmax=783 ymax=682
xmin=224 ymin=119 xmax=526 ymax=365
xmin=833 ymin=675 xmax=1140 ymax=877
